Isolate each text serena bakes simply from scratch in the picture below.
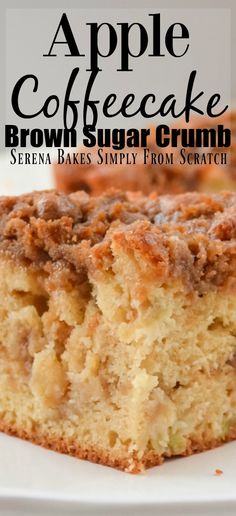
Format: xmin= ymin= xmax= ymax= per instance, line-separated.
xmin=5 ymin=12 xmax=230 ymax=152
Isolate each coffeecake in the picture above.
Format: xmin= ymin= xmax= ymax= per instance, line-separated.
xmin=0 ymin=189 xmax=235 ymax=472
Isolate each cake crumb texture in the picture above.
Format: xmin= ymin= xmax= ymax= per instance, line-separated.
xmin=0 ymin=189 xmax=235 ymax=471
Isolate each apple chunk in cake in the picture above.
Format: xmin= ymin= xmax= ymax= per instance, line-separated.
xmin=0 ymin=189 xmax=235 ymax=472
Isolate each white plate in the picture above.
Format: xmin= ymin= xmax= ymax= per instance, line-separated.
xmin=0 ymin=151 xmax=235 ymax=516
xmin=0 ymin=433 xmax=235 ymax=516
xmin=0 ymin=151 xmax=54 ymax=195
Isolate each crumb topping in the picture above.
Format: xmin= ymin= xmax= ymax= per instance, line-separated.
xmin=0 ymin=189 xmax=236 ymax=290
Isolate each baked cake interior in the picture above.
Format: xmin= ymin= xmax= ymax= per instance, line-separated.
xmin=0 ymin=190 xmax=235 ymax=472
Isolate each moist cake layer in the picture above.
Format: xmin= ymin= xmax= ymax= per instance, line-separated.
xmin=0 ymin=189 xmax=236 ymax=472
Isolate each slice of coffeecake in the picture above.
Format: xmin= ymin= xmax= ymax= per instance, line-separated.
xmin=0 ymin=189 xmax=236 ymax=472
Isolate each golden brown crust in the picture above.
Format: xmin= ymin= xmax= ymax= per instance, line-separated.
xmin=0 ymin=189 xmax=236 ymax=291
xmin=0 ymin=420 xmax=154 ymax=473
xmin=1 ymin=419 xmax=235 ymax=473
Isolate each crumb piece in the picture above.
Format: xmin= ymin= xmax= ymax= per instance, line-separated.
xmin=214 ymin=468 xmax=223 ymax=476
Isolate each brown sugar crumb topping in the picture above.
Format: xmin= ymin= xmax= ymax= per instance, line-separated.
xmin=0 ymin=189 xmax=236 ymax=291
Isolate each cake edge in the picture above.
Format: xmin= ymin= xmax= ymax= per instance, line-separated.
xmin=1 ymin=420 xmax=235 ymax=473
